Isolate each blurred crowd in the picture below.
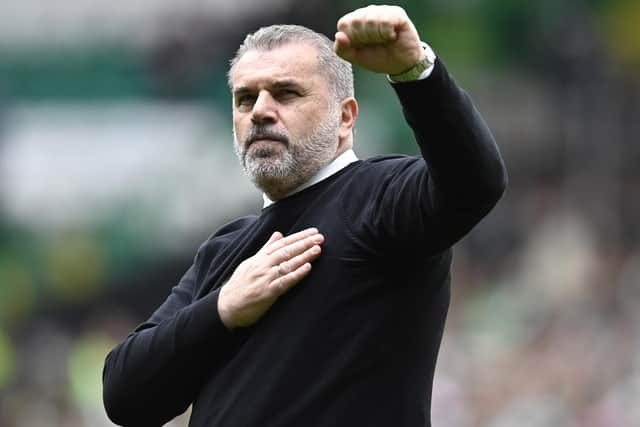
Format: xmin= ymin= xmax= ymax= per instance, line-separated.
xmin=1 ymin=0 xmax=639 ymax=426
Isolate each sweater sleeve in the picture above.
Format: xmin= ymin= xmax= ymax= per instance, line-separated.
xmin=343 ymin=58 xmax=507 ymax=256
xmin=102 ymin=238 xmax=237 ymax=426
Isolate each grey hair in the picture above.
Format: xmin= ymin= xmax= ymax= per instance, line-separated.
xmin=228 ymin=24 xmax=354 ymax=101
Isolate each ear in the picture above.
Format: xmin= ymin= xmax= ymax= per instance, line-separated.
xmin=338 ymin=97 xmax=358 ymax=149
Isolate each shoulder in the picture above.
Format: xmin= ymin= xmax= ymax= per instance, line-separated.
xmin=347 ymin=154 xmax=426 ymax=187
xmin=338 ymin=154 xmax=429 ymax=218
xmin=338 ymin=154 xmax=426 ymax=219
xmin=331 ymin=154 xmax=427 ymax=198
xmin=362 ymin=154 xmax=423 ymax=169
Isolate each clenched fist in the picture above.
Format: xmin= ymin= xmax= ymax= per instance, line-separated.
xmin=334 ymin=5 xmax=425 ymax=75
xmin=218 ymin=228 xmax=324 ymax=329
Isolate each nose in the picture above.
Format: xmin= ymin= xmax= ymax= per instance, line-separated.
xmin=251 ymin=90 xmax=278 ymax=124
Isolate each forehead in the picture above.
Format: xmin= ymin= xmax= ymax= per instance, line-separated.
xmin=230 ymin=43 xmax=323 ymax=89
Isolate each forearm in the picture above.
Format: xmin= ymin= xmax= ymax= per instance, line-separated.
xmin=392 ymin=57 xmax=508 ymax=216
xmin=103 ymin=289 xmax=234 ymax=426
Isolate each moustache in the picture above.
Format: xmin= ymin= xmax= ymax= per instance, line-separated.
xmin=244 ymin=126 xmax=289 ymax=148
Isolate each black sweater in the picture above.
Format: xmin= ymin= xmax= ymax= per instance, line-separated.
xmin=103 ymin=59 xmax=507 ymax=427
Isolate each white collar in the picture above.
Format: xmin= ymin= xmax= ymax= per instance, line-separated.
xmin=263 ymin=149 xmax=359 ymax=208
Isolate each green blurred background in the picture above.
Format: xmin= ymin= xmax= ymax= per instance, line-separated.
xmin=1 ymin=0 xmax=639 ymax=426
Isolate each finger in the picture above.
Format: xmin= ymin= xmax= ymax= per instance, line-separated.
xmin=337 ymin=11 xmax=358 ymax=34
xmin=362 ymin=17 xmax=398 ymax=45
xmin=266 ymin=231 xmax=283 ymax=245
xmin=363 ymin=20 xmax=382 ymax=45
xmin=334 ymin=32 xmax=356 ymax=62
xmin=272 ymin=244 xmax=321 ymax=278
xmin=263 ymin=227 xmax=319 ymax=255
xmin=339 ymin=15 xmax=368 ymax=47
xmin=256 ymin=231 xmax=283 ymax=255
xmin=334 ymin=31 xmax=351 ymax=50
xmin=377 ymin=21 xmax=397 ymax=43
xmin=349 ymin=18 xmax=369 ymax=47
xmin=339 ymin=6 xmax=404 ymax=43
xmin=361 ymin=10 xmax=390 ymax=45
xmin=269 ymin=233 xmax=324 ymax=265
xmin=269 ymin=262 xmax=313 ymax=295
xmin=337 ymin=8 xmax=366 ymax=45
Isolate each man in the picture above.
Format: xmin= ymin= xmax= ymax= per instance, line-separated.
xmin=103 ymin=5 xmax=506 ymax=426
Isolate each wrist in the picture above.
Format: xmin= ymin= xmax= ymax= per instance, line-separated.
xmin=389 ymin=42 xmax=436 ymax=82
xmin=217 ymin=288 xmax=235 ymax=330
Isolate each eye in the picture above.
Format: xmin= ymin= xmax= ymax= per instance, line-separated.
xmin=236 ymin=94 xmax=256 ymax=107
xmin=276 ymin=89 xmax=300 ymax=101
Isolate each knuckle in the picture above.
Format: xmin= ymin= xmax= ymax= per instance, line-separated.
xmin=288 ymin=257 xmax=300 ymax=269
xmin=364 ymin=14 xmax=377 ymax=25
xmin=270 ymin=241 xmax=283 ymax=253
xmin=295 ymin=241 xmax=307 ymax=253
xmin=299 ymin=252 xmax=311 ymax=265
xmin=266 ymin=279 xmax=279 ymax=293
xmin=271 ymin=280 xmax=286 ymax=295
xmin=280 ymin=261 xmax=290 ymax=274
xmin=282 ymin=246 xmax=292 ymax=258
xmin=263 ymin=243 xmax=275 ymax=255
xmin=260 ymin=264 xmax=273 ymax=277
xmin=279 ymin=278 xmax=291 ymax=291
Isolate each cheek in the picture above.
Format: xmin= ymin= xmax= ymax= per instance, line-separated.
xmin=232 ymin=127 xmax=245 ymax=151
xmin=288 ymin=108 xmax=322 ymax=135
xmin=233 ymin=118 xmax=247 ymax=139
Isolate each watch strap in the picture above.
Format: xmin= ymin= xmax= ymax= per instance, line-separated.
xmin=389 ymin=42 xmax=436 ymax=82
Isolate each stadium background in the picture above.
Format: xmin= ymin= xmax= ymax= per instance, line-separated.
xmin=1 ymin=0 xmax=639 ymax=425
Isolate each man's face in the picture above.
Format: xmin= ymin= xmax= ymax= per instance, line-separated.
xmin=230 ymin=43 xmax=340 ymax=199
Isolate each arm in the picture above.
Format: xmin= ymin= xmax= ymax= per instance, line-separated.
xmin=103 ymin=227 xmax=325 ymax=425
xmin=102 ymin=240 xmax=235 ymax=426
xmin=336 ymin=6 xmax=507 ymax=254
xmin=389 ymin=58 xmax=507 ymax=250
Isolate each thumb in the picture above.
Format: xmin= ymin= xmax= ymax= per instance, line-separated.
xmin=334 ymin=32 xmax=357 ymax=62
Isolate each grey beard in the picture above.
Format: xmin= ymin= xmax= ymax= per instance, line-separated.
xmin=234 ymin=109 xmax=340 ymax=200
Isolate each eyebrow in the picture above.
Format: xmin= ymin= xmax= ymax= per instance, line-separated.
xmin=233 ymin=79 xmax=303 ymax=95
xmin=271 ymin=80 xmax=302 ymax=89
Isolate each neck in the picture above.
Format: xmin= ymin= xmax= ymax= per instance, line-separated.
xmin=262 ymin=148 xmax=358 ymax=207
